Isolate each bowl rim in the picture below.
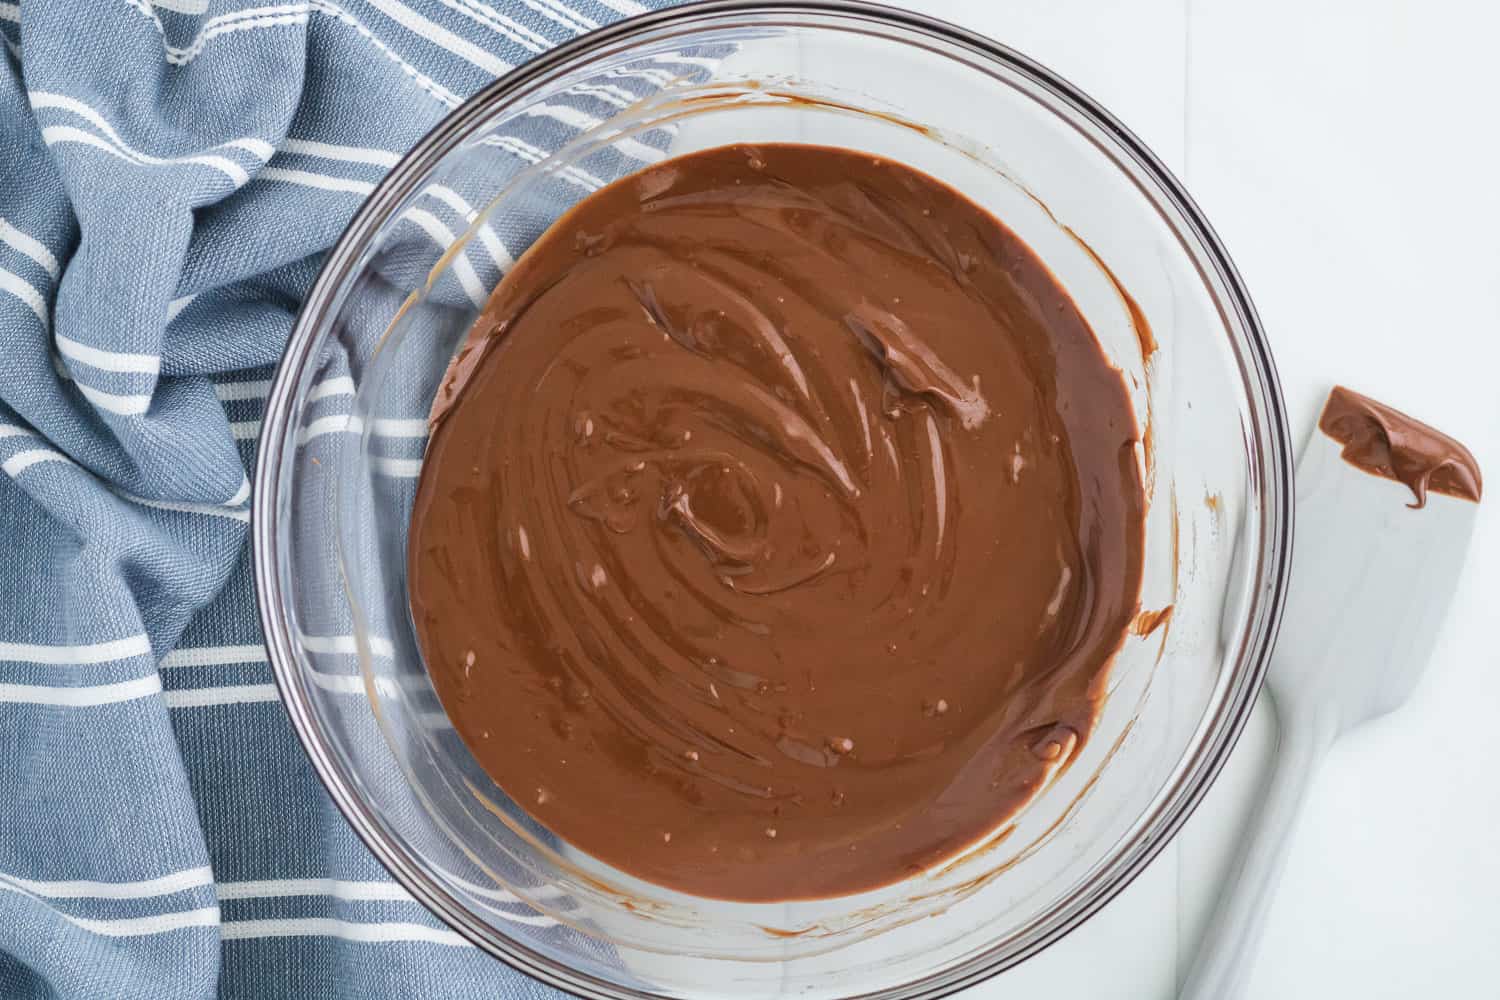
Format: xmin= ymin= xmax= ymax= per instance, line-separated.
xmin=252 ymin=2 xmax=1294 ymax=997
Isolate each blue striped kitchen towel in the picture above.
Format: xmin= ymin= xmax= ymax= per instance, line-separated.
xmin=0 ymin=1 xmax=690 ymax=997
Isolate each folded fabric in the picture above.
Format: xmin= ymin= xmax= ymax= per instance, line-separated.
xmin=0 ymin=2 xmax=680 ymax=997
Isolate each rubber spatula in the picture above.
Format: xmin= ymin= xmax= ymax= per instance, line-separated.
xmin=1180 ymin=385 xmax=1483 ymax=1000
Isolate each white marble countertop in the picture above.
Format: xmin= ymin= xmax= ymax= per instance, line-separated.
xmin=888 ymin=1 xmax=1500 ymax=996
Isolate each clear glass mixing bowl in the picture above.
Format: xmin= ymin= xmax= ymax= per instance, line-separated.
xmin=252 ymin=3 xmax=1293 ymax=996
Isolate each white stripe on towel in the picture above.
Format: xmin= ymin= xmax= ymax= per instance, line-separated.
xmin=652 ymin=53 xmax=718 ymax=71
xmin=0 ymin=633 xmax=151 ymax=666
xmin=592 ymin=0 xmax=645 ymax=15
xmin=56 ymin=333 xmax=161 ymax=375
xmin=434 ymin=865 xmax=566 ymax=904
xmin=69 ymin=906 xmax=221 ymax=937
xmin=161 ymin=644 xmax=268 ymax=669
xmin=479 ymin=134 xmax=603 ymax=190
xmin=118 ymin=492 xmax=251 ymax=523
xmin=306 ymin=0 xmax=461 ymax=108
xmin=0 ymin=879 xmax=220 ymax=935
xmin=523 ymin=104 xmax=664 ymax=163
xmin=166 ymin=294 xmax=197 ymax=321
xmin=0 ymin=219 xmax=61 ymax=277
xmin=421 ymin=185 xmax=514 ymax=269
xmin=221 ymin=916 xmax=470 ymax=944
xmin=259 ymin=167 xmax=375 ymax=196
xmin=361 ymin=0 xmax=513 ymax=76
xmin=433 ymin=0 xmax=545 ymax=53
xmin=217 ymin=887 xmax=561 ymax=930
xmin=524 ymin=0 xmax=593 ymax=33
xmin=150 ymin=0 xmax=212 ymax=13
xmin=3 ymin=448 xmax=74 ymax=477
xmin=217 ymin=879 xmax=414 ymax=902
xmin=214 ymin=379 xmax=273 ymax=401
xmin=165 ymin=674 xmax=404 ymax=704
xmin=299 ymin=633 xmax=395 ymax=657
xmin=123 ymin=0 xmax=451 ymax=113
xmin=603 ymin=66 xmax=673 ymax=88
xmin=281 ymin=138 xmax=402 ymax=168
xmin=297 ymin=412 xmax=353 ymax=442
xmin=0 ymin=674 xmax=163 ymax=707
xmin=39 ymin=126 xmax=138 ymax=166
xmin=32 ymin=93 xmax=253 ymax=186
xmin=418 ymin=183 xmax=473 ymax=218
xmin=299 ymin=414 xmax=430 ymax=443
xmin=0 ymin=866 xmax=214 ymax=900
xmin=564 ymin=82 xmax=635 ymax=110
xmin=398 ymin=208 xmax=487 ymax=307
xmin=224 ymin=138 xmax=277 ymax=160
xmin=229 ymin=412 xmax=428 ymax=443
xmin=309 ymin=375 xmax=356 ymax=401
xmin=372 ymin=457 xmax=423 ymax=477
xmin=77 ymin=383 xmax=152 ymax=416
xmin=165 ymin=684 xmax=280 ymax=708
xmin=0 ymin=266 xmax=48 ymax=325
xmin=158 ymin=635 xmax=406 ymax=706
xmin=121 ymin=0 xmax=311 ymax=68
xmin=215 ymin=373 xmax=355 ymax=405
xmin=227 ymin=476 xmax=251 ymax=507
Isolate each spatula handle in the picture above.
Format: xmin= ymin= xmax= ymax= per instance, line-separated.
xmin=1179 ymin=706 xmax=1336 ymax=1000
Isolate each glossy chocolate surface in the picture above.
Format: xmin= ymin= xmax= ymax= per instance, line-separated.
xmin=410 ymin=144 xmax=1145 ymax=900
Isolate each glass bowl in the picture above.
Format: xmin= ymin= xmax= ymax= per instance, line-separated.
xmin=252 ymin=2 xmax=1293 ymax=997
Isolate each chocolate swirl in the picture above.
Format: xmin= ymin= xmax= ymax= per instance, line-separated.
xmin=410 ymin=144 xmax=1145 ymax=901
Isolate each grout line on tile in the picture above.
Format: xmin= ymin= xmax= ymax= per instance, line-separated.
xmin=1177 ymin=0 xmax=1194 ymax=980
xmin=1182 ymin=0 xmax=1194 ymax=186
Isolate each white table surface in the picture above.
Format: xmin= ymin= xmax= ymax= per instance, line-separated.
xmin=884 ymin=1 xmax=1500 ymax=997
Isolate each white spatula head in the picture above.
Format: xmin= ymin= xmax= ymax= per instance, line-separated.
xmin=1182 ymin=385 xmax=1483 ymax=1000
xmin=1271 ymin=385 xmax=1482 ymax=732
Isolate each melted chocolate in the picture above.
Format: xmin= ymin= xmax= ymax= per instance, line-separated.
xmin=409 ymin=144 xmax=1145 ymax=901
xmin=1319 ymin=386 xmax=1482 ymax=508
